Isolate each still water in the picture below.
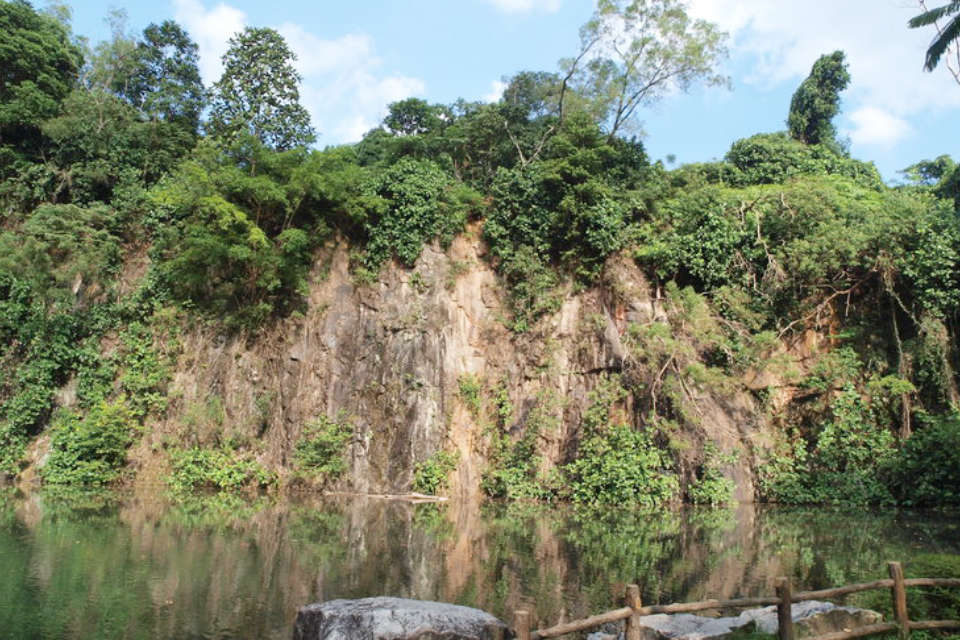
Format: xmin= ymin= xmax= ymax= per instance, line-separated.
xmin=1 ymin=489 xmax=958 ymax=640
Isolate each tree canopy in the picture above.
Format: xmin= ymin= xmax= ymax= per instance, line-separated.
xmin=569 ymin=0 xmax=729 ymax=140
xmin=125 ymin=20 xmax=205 ymax=133
xmin=208 ymin=27 xmax=315 ymax=151
xmin=0 ymin=0 xmax=83 ymax=166
xmin=787 ymin=50 xmax=850 ymax=146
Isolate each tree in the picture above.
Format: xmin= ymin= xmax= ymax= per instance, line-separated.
xmin=910 ymin=1 xmax=960 ymax=85
xmin=0 ymin=0 xmax=83 ymax=165
xmin=84 ymin=8 xmax=140 ymax=96
xmin=569 ymin=0 xmax=729 ymax=141
xmin=125 ymin=20 xmax=205 ymax=133
xmin=787 ymin=51 xmax=850 ymax=146
xmin=501 ymin=71 xmax=563 ymax=121
xmin=208 ymin=27 xmax=315 ymax=150
xmin=383 ymin=98 xmax=444 ymax=136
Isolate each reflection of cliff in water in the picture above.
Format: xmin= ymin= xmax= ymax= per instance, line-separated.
xmin=1 ymin=490 xmax=959 ymax=640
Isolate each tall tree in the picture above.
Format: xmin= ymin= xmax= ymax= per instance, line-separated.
xmin=569 ymin=0 xmax=729 ymax=141
xmin=0 ymin=0 xmax=83 ymax=165
xmin=909 ymin=0 xmax=960 ymax=85
xmin=383 ymin=98 xmax=444 ymax=136
xmin=125 ymin=20 xmax=205 ymax=133
xmin=787 ymin=51 xmax=850 ymax=146
xmin=208 ymin=27 xmax=315 ymax=151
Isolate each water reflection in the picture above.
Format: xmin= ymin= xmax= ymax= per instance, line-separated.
xmin=1 ymin=488 xmax=957 ymax=640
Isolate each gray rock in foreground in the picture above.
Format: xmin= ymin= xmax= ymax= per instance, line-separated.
xmin=586 ymin=600 xmax=883 ymax=640
xmin=293 ymin=597 xmax=508 ymax=640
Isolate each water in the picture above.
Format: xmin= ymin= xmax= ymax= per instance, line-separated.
xmin=1 ymin=488 xmax=958 ymax=640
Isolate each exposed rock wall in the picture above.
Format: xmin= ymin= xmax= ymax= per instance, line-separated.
xmin=134 ymin=232 xmax=766 ymax=500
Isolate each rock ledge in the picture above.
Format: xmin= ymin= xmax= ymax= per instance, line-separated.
xmin=293 ymin=597 xmax=508 ymax=640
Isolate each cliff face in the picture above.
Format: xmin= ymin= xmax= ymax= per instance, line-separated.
xmin=126 ymin=230 xmax=770 ymax=501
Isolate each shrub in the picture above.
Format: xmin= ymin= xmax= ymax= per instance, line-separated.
xmin=760 ymin=385 xmax=896 ymax=504
xmin=412 ymin=450 xmax=459 ymax=495
xmin=458 ymin=374 xmax=483 ymax=417
xmin=42 ymin=399 xmax=137 ymax=486
xmin=293 ymin=411 xmax=354 ymax=481
xmin=885 ymin=413 xmax=960 ymax=507
xmin=362 ymin=157 xmax=476 ymax=271
xmin=564 ymin=376 xmax=679 ymax=507
xmin=168 ymin=447 xmax=274 ymax=492
xmin=688 ymin=442 xmax=736 ymax=505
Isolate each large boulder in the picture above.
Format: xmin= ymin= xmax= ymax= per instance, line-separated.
xmin=293 ymin=597 xmax=508 ymax=640
xmin=586 ymin=601 xmax=883 ymax=640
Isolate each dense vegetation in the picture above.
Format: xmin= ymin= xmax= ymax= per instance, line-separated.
xmin=1 ymin=0 xmax=959 ymax=507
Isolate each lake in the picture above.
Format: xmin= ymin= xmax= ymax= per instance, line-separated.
xmin=1 ymin=488 xmax=958 ymax=639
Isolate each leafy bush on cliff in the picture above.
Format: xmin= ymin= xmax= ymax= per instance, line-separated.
xmin=886 ymin=413 xmax=960 ymax=506
xmin=168 ymin=447 xmax=275 ymax=492
xmin=42 ymin=399 xmax=137 ymax=486
xmin=564 ymin=376 xmax=679 ymax=507
xmin=293 ymin=412 xmax=354 ymax=482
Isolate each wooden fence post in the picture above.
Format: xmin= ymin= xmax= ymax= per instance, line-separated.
xmin=776 ymin=577 xmax=795 ymax=640
xmin=889 ymin=561 xmax=910 ymax=640
xmin=515 ymin=610 xmax=531 ymax=640
xmin=625 ymin=584 xmax=642 ymax=640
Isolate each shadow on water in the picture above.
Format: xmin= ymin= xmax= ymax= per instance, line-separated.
xmin=1 ymin=487 xmax=958 ymax=640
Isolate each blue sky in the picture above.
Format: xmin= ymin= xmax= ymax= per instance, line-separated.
xmin=63 ymin=0 xmax=960 ymax=181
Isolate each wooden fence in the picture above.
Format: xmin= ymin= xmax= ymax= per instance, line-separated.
xmin=512 ymin=562 xmax=960 ymax=640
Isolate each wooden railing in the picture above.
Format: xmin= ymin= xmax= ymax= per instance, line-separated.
xmin=512 ymin=562 xmax=960 ymax=640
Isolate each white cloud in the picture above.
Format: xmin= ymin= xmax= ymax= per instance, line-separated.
xmin=483 ymin=80 xmax=507 ymax=103
xmin=684 ymin=0 xmax=960 ymax=149
xmin=846 ymin=107 xmax=912 ymax=146
xmin=486 ymin=0 xmax=562 ymax=14
xmin=173 ymin=0 xmax=246 ymax=83
xmin=172 ymin=0 xmax=425 ymax=145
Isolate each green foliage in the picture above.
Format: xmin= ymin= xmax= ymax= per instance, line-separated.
xmin=124 ymin=20 xmax=204 ymax=133
xmin=886 ymin=413 xmax=960 ymax=507
xmin=787 ymin=51 xmax=850 ymax=146
xmin=909 ymin=2 xmax=960 ymax=73
xmin=458 ymin=374 xmax=484 ymax=417
xmin=208 ymin=27 xmax=314 ymax=150
xmin=116 ymin=322 xmax=171 ymax=419
xmin=688 ymin=442 xmax=735 ymax=505
xmin=41 ymin=399 xmax=137 ymax=485
xmin=361 ymin=157 xmax=477 ymax=271
xmin=483 ymin=116 xmax=657 ymax=326
xmin=168 ymin=447 xmax=275 ymax=492
xmin=41 ymin=89 xmax=193 ymax=203
xmin=760 ymin=385 xmax=896 ymax=505
xmin=725 ymin=133 xmax=882 ymax=188
xmin=383 ymin=98 xmax=446 ymax=136
xmin=150 ymin=139 xmax=324 ymax=328
xmin=482 ymin=391 xmax=560 ymax=501
xmin=0 ymin=0 xmax=83 ymax=166
xmin=564 ymin=375 xmax=679 ymax=506
xmin=0 ymin=203 xmax=122 ymax=306
xmin=412 ymin=450 xmax=459 ymax=495
xmin=571 ymin=0 xmax=729 ymax=139
xmin=293 ymin=411 xmax=354 ymax=481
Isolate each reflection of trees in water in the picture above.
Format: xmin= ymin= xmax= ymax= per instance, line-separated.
xmin=754 ymin=507 xmax=960 ymax=593
xmin=0 ymin=491 xmax=958 ymax=639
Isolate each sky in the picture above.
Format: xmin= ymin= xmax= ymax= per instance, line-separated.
xmin=61 ymin=0 xmax=960 ymax=181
